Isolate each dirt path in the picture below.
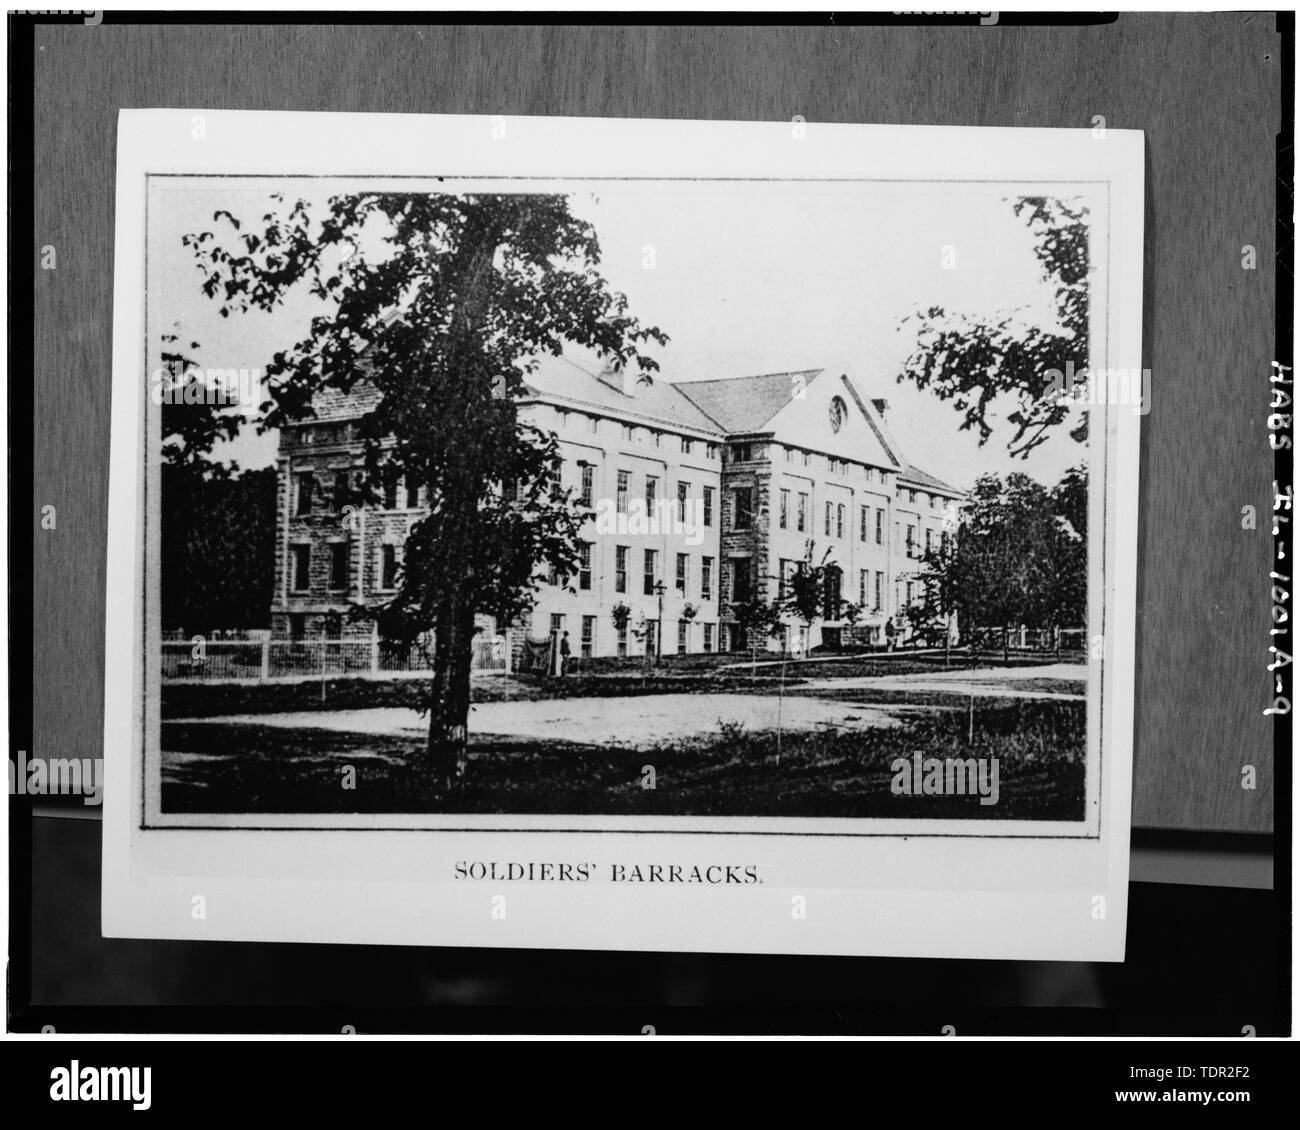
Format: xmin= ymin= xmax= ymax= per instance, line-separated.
xmin=169 ymin=693 xmax=917 ymax=746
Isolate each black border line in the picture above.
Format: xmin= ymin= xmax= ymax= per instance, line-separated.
xmin=139 ymin=170 xmax=1110 ymax=839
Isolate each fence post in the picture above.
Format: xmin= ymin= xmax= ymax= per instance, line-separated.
xmin=260 ymin=637 xmax=270 ymax=682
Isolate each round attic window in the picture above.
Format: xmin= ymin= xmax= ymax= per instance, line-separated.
xmin=829 ymin=396 xmax=847 ymax=433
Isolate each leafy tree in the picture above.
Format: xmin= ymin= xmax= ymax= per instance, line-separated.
xmin=185 ymin=192 xmax=666 ymax=785
xmin=898 ymin=197 xmax=1090 ymax=459
xmin=158 ymin=331 xmax=245 ymax=471
xmin=917 ymin=470 xmax=1087 ymax=663
xmin=778 ymin=546 xmax=838 ymax=649
xmin=730 ymin=592 xmax=783 ymax=669
xmin=161 ymin=467 xmax=278 ymax=634
xmin=157 ymin=331 xmax=277 ymax=634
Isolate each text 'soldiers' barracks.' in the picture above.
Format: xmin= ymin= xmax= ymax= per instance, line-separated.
xmin=273 ymin=354 xmax=964 ymax=662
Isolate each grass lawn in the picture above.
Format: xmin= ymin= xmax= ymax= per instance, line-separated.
xmin=161 ymin=699 xmax=1086 ymax=820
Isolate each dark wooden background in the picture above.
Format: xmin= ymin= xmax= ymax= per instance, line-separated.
xmin=28 ymin=15 xmax=1282 ymax=832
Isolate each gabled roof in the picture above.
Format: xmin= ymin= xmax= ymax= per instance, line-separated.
xmin=897 ymin=464 xmax=964 ymax=497
xmin=673 ymin=369 xmax=825 ymax=433
xmin=521 ymin=354 xmax=724 ymax=436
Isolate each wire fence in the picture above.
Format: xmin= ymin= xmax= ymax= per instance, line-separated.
xmin=161 ymin=637 xmax=509 ymax=683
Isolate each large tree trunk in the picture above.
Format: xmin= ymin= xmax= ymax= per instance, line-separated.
xmin=426 ymin=597 xmax=477 ymax=788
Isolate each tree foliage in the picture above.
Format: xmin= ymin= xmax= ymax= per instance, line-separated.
xmin=161 ymin=466 xmax=278 ymax=633
xmin=158 ymin=331 xmax=277 ymax=634
xmin=916 ymin=469 xmax=1087 ymax=649
xmin=184 ymin=191 xmax=667 ymax=781
xmin=898 ymin=197 xmax=1090 ymax=459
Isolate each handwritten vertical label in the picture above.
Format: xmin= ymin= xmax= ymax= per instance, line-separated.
xmin=1267 ymin=362 xmax=1294 ymax=719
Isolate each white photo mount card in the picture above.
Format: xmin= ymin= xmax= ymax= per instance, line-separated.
xmin=104 ymin=110 xmax=1143 ymax=960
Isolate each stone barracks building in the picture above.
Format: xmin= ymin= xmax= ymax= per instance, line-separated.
xmin=269 ymin=356 xmax=964 ymax=659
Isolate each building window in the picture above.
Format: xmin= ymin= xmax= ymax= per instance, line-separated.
xmin=907 ymin=524 xmax=917 ymax=558
xmin=617 ymin=470 xmax=629 ymax=514
xmin=579 ymin=542 xmax=592 ymax=590
xmin=401 ymin=474 xmax=417 ymax=509
xmin=295 ymin=472 xmax=315 ymax=516
xmin=617 ymin=622 xmax=628 ymax=658
xmin=329 ymin=543 xmax=349 ymax=590
xmin=676 ymin=553 xmax=688 ymax=594
xmin=677 ymin=619 xmax=688 ymax=653
xmin=644 ymin=549 xmax=658 ymax=596
xmin=875 ymin=509 xmax=884 ymax=545
xmin=729 ymin=557 xmax=752 ymax=603
xmin=909 ymin=489 xmax=918 ymax=504
xmin=380 ymin=544 xmax=398 ymax=590
xmin=547 ymin=559 xmax=561 ymax=586
xmin=291 ymin=544 xmax=311 ymax=592
xmin=621 ymin=423 xmax=634 ymax=442
xmin=703 ymin=486 xmax=714 ymax=527
xmin=731 ymin=443 xmax=751 ymax=463
xmin=681 ymin=437 xmax=693 ymax=454
xmin=579 ymin=464 xmax=594 ymax=508
xmin=289 ymin=612 xmax=306 ymax=640
xmin=550 ymin=613 xmax=565 ymax=635
xmin=702 ymin=557 xmax=713 ymax=601
xmin=383 ymin=477 xmax=399 ymax=510
xmin=706 ymin=443 xmax=717 ymax=460
xmin=860 ymin=505 xmax=868 ymax=542
xmin=860 ymin=569 xmax=869 ymax=606
xmin=836 ymin=504 xmax=845 ymax=540
xmin=615 ymin=546 xmax=628 ymax=593
xmin=824 ymin=501 xmax=833 ymax=537
xmin=797 ymin=493 xmax=807 ymax=533
xmin=677 ymin=481 xmax=689 ymax=522
xmin=732 ymin=487 xmax=753 ymax=530
xmin=581 ymin=615 xmax=595 ymax=659
xmin=925 ymin=527 xmax=934 ymax=556
xmin=875 ymin=571 xmax=885 ymax=612
xmin=645 ymin=475 xmax=658 ymax=513
xmin=780 ymin=489 xmax=789 ymax=530
xmin=332 ymin=469 xmax=351 ymax=510
xmin=778 ymin=559 xmax=796 ymax=599
xmin=703 ymin=623 xmax=714 ymax=652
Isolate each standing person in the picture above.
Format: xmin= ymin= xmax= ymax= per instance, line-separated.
xmin=559 ymin=631 xmax=571 ymax=677
xmin=884 ymin=617 xmax=896 ymax=652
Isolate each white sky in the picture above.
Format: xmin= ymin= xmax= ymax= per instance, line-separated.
xmin=154 ymin=180 xmax=1093 ymax=489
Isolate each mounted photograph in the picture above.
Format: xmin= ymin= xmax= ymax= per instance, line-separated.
xmin=105 ymin=112 xmax=1142 ymax=958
